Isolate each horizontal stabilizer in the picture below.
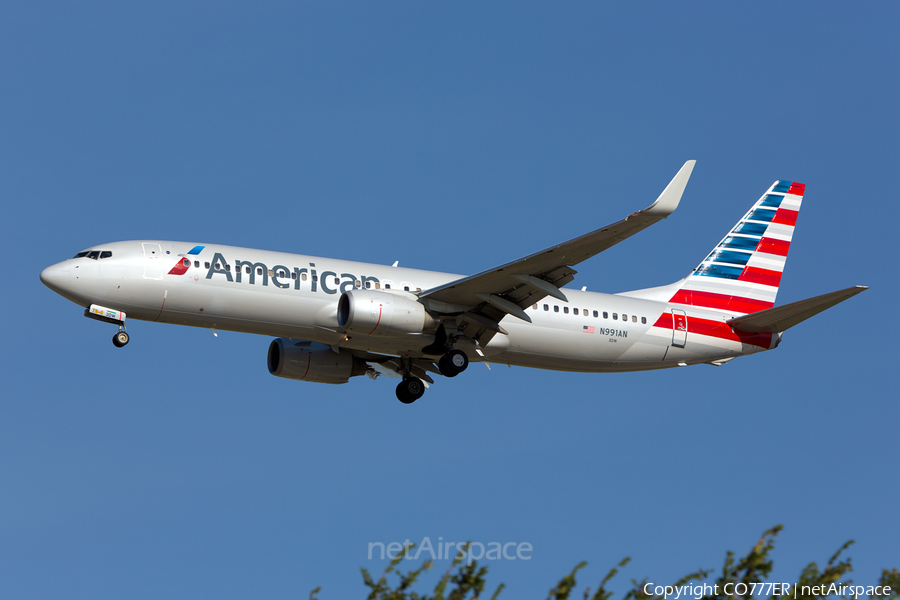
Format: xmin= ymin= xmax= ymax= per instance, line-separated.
xmin=726 ymin=286 xmax=868 ymax=333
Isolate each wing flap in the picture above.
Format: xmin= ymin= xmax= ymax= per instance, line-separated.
xmin=726 ymin=286 xmax=868 ymax=333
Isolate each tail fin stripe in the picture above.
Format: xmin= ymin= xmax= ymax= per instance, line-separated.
xmin=760 ymin=223 xmax=795 ymax=241
xmin=738 ymin=267 xmax=782 ymax=287
xmin=772 ymin=181 xmax=792 ymax=193
xmin=696 ymin=264 xmax=744 ymax=279
xmin=758 ymin=195 xmax=783 ymax=208
xmin=669 ymin=289 xmax=774 ymax=313
xmin=746 ymin=208 xmax=778 ymax=223
xmin=733 ymin=222 xmax=769 ymax=235
xmin=756 ymin=238 xmax=791 ymax=256
xmin=779 ymin=195 xmax=802 ymax=210
xmin=709 ymin=250 xmax=752 ymax=266
xmin=787 ymin=182 xmax=805 ymax=195
xmin=771 ymin=208 xmax=799 ymax=226
xmin=746 ymin=254 xmax=786 ymax=271
xmin=680 ymin=278 xmax=777 ymax=302
xmin=721 ymin=237 xmax=761 ymax=251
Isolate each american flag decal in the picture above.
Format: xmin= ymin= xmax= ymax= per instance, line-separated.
xmin=583 ymin=325 xmax=595 ymax=334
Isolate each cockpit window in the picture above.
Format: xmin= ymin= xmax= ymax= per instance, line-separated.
xmin=74 ymin=251 xmax=91 ymax=258
xmin=100 ymin=251 xmax=112 ymax=259
xmin=87 ymin=251 xmax=101 ymax=260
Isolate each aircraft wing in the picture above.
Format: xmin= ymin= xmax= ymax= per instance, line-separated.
xmin=418 ymin=161 xmax=695 ymax=342
xmin=726 ymin=285 xmax=869 ymax=333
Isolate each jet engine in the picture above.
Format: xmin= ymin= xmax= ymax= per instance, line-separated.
xmin=267 ymin=338 xmax=368 ymax=384
xmin=337 ymin=289 xmax=435 ymax=336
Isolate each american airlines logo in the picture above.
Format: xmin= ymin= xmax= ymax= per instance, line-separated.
xmin=202 ymin=252 xmax=381 ymax=295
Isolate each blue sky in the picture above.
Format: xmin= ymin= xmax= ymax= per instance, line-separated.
xmin=2 ymin=2 xmax=898 ymax=598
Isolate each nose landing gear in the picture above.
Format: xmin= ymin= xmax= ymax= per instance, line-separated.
xmin=112 ymin=328 xmax=130 ymax=348
xmin=84 ymin=304 xmax=130 ymax=348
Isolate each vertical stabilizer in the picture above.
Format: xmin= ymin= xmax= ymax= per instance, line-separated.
xmin=668 ymin=180 xmax=805 ymax=315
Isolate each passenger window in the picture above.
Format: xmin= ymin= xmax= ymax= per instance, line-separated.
xmin=563 ymin=307 xmax=569 ymax=314
xmin=302 ymin=273 xmax=308 ymax=281
xmin=365 ymin=281 xmax=371 ymax=289
xmin=375 ymin=283 xmax=381 ymax=289
xmin=292 ymin=272 xmax=298 ymax=280
xmin=194 ymin=261 xmax=200 ymax=268
xmin=312 ymin=275 xmax=318 ymax=282
xmin=641 ymin=316 xmax=647 ymax=324
xmin=603 ymin=312 xmax=608 ymax=319
xmin=544 ymin=304 xmax=549 ymax=311
xmin=416 ymin=288 xmax=422 ymax=292
xmin=573 ymin=308 xmax=579 ymax=315
xmin=554 ymin=306 xmax=559 ymax=313
xmin=532 ymin=304 xmax=538 ymax=310
xmin=405 ymin=286 xmax=410 ymax=292
xmin=245 ymin=266 xmax=251 ymax=274
xmin=612 ymin=313 xmax=618 ymax=320
xmin=205 ymin=262 xmax=210 ymax=269
xmin=100 ymin=251 xmax=112 ymax=259
xmin=215 ymin=262 xmax=221 ymax=269
xmin=88 ymin=251 xmax=100 ymax=260
xmin=355 ymin=280 xmax=361 ymax=287
xmin=632 ymin=315 xmax=637 ymax=323
xmin=593 ymin=310 xmax=598 ymax=318
xmin=226 ymin=265 xmax=231 ymax=271
xmin=385 ymin=284 xmax=391 ymax=289
xmin=334 ymin=277 xmax=339 ymax=285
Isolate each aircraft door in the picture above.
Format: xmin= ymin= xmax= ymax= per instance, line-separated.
xmin=671 ymin=309 xmax=687 ymax=348
xmin=142 ymin=243 xmax=164 ymax=280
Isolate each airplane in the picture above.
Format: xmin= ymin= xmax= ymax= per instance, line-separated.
xmin=40 ymin=161 xmax=867 ymax=403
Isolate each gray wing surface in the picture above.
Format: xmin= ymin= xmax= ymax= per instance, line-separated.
xmin=419 ymin=161 xmax=695 ymax=343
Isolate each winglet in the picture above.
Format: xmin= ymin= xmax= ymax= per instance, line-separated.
xmin=642 ymin=160 xmax=696 ymax=217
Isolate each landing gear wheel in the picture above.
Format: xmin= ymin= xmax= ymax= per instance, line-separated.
xmin=112 ymin=331 xmax=130 ymax=348
xmin=396 ymin=377 xmax=425 ymax=404
xmin=439 ymin=349 xmax=469 ymax=377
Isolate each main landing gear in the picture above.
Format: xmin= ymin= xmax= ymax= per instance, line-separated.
xmin=395 ymin=349 xmax=469 ymax=404
xmin=396 ymin=376 xmax=425 ymax=404
xmin=438 ymin=349 xmax=468 ymax=378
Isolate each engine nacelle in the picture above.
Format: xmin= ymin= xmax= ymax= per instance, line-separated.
xmin=267 ymin=338 xmax=368 ymax=384
xmin=337 ymin=289 xmax=434 ymax=336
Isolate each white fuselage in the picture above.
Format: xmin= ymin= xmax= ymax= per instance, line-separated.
xmin=40 ymin=240 xmax=775 ymax=373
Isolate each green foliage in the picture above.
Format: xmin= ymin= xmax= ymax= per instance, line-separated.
xmin=314 ymin=527 xmax=896 ymax=600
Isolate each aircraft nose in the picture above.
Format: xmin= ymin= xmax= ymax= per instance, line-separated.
xmin=40 ymin=263 xmax=72 ymax=294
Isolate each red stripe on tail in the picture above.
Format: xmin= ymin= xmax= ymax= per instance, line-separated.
xmin=653 ymin=313 xmax=774 ymax=348
xmin=787 ymin=182 xmax=805 ymax=196
xmin=771 ymin=208 xmax=798 ymax=226
xmin=755 ymin=237 xmax=790 ymax=257
xmin=739 ymin=266 xmax=782 ymax=287
xmin=668 ymin=290 xmax=774 ymax=313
